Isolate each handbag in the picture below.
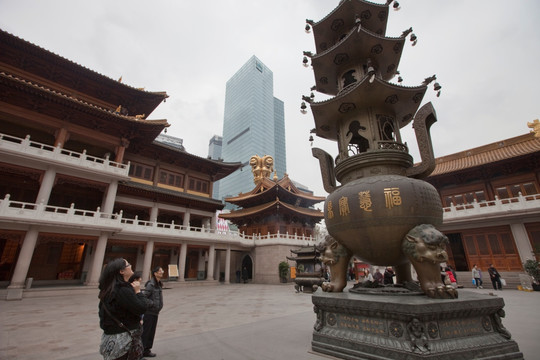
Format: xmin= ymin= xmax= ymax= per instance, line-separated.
xmin=101 ymin=301 xmax=144 ymax=360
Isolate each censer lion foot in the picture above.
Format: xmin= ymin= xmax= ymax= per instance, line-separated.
xmin=402 ymin=224 xmax=457 ymax=299
xmin=317 ymin=235 xmax=351 ymax=293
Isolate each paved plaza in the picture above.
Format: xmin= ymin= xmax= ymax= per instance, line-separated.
xmin=0 ymin=283 xmax=539 ymax=360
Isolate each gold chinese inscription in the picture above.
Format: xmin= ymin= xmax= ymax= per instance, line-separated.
xmin=358 ymin=191 xmax=373 ymax=212
xmin=327 ymin=201 xmax=334 ymax=219
xmin=338 ymin=315 xmax=386 ymax=335
xmin=439 ymin=319 xmax=484 ymax=338
xmin=339 ymin=196 xmax=350 ymax=217
xmin=384 ymin=187 xmax=402 ymax=209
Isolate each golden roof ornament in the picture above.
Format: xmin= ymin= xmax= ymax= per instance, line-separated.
xmin=528 ymin=119 xmax=540 ymax=138
xmin=249 ymin=155 xmax=274 ymax=185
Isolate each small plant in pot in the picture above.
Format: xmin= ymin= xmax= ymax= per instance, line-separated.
xmin=523 ymin=259 xmax=540 ymax=291
xmin=279 ymin=261 xmax=289 ymax=283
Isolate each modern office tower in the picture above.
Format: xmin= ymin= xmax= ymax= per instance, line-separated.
xmin=208 ymin=135 xmax=223 ymax=160
xmin=208 ymin=135 xmax=223 ymax=198
xmin=217 ymin=55 xmax=286 ymax=202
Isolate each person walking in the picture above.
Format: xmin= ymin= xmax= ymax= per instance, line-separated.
xmin=98 ymin=258 xmax=151 ymax=360
xmin=472 ymin=264 xmax=483 ymax=289
xmin=488 ymin=264 xmax=502 ymax=290
xmin=142 ymin=266 xmax=165 ymax=358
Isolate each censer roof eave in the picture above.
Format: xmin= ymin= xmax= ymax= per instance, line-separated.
xmin=310 ymin=0 xmax=390 ymax=54
xmin=309 ymin=77 xmax=427 ymax=141
xmin=310 ymin=26 xmax=406 ymax=95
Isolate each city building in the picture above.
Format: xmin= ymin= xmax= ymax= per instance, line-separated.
xmin=0 ymin=30 xmax=316 ymax=299
xmin=208 ymin=135 xmax=223 ymax=198
xmin=216 ymin=56 xmax=286 ymax=203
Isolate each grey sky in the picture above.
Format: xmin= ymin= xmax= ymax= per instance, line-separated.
xmin=1 ymin=0 xmax=539 ymax=200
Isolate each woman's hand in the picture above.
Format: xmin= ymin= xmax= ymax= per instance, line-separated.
xmin=131 ymin=280 xmax=141 ymax=294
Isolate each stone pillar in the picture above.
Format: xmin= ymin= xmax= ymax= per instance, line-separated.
xmin=86 ymin=233 xmax=109 ymax=286
xmin=149 ymin=205 xmax=159 ymax=223
xmin=211 ymin=213 xmax=218 ymax=232
xmin=215 ymin=251 xmax=221 ymax=281
xmin=36 ymin=168 xmax=56 ymax=205
xmin=183 ymin=211 xmax=191 ymax=229
xmin=207 ymin=244 xmax=215 ymax=281
xmin=101 ymin=180 xmax=118 ymax=214
xmin=510 ymin=223 xmax=535 ymax=262
xmin=178 ymin=243 xmax=187 ymax=282
xmin=7 ymin=227 xmax=39 ymax=299
xmin=225 ymin=246 xmax=231 ymax=284
xmin=142 ymin=240 xmax=154 ymax=282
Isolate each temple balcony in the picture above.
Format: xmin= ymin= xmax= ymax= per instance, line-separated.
xmin=0 ymin=132 xmax=130 ymax=180
xmin=442 ymin=193 xmax=540 ymax=224
xmin=0 ymin=195 xmax=316 ymax=248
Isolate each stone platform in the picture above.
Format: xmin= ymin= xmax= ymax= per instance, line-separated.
xmin=312 ymin=290 xmax=523 ymax=359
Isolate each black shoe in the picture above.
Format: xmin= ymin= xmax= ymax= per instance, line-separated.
xmin=143 ymin=351 xmax=156 ymax=357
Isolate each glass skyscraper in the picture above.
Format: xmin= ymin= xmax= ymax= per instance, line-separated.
xmin=216 ymin=55 xmax=286 ymax=203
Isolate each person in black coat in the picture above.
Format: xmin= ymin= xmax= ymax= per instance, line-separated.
xmin=98 ymin=258 xmax=151 ymax=360
xmin=141 ymin=266 xmax=164 ymax=358
xmin=488 ymin=263 xmax=503 ymax=290
xmin=383 ymin=267 xmax=395 ymax=285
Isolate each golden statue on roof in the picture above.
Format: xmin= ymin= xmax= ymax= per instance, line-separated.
xmin=249 ymin=155 xmax=274 ymax=184
xmin=528 ymin=119 xmax=540 ymax=138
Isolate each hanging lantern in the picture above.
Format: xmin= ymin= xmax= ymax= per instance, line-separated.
xmin=305 ymin=24 xmax=311 ymax=34
xmin=301 ymin=101 xmax=307 ymax=114
xmin=303 ymin=56 xmax=309 ymax=68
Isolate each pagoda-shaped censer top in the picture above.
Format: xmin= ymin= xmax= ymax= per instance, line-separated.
xmin=304 ymin=0 xmax=456 ymax=299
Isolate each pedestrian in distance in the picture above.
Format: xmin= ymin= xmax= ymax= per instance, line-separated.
xmin=373 ymin=268 xmax=383 ymax=284
xmin=98 ymin=258 xmax=151 ymax=360
xmin=383 ymin=267 xmax=395 ymax=285
xmin=471 ymin=264 xmax=483 ymax=289
xmin=142 ymin=266 xmax=165 ymax=358
xmin=488 ymin=263 xmax=503 ymax=290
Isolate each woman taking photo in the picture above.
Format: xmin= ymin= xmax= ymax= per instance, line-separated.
xmin=98 ymin=258 xmax=151 ymax=360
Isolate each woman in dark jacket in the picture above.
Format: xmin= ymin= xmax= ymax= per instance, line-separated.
xmin=141 ymin=266 xmax=164 ymax=358
xmin=98 ymin=258 xmax=151 ymax=360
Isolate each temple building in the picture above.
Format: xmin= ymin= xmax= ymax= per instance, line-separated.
xmin=219 ymin=155 xmax=324 ymax=282
xmin=0 ymin=30 xmax=317 ymax=300
xmin=429 ymin=130 xmax=540 ymax=278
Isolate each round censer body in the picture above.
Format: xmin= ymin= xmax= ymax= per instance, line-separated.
xmin=324 ymin=174 xmax=443 ymax=266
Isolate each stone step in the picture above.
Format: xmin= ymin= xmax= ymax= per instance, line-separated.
xmin=454 ymin=271 xmax=528 ymax=289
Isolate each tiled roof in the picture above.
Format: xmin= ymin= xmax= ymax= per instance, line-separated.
xmin=219 ymin=199 xmax=324 ymax=219
xmin=430 ymin=133 xmax=540 ymax=176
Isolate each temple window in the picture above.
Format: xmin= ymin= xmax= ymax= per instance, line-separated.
xmin=129 ymin=162 xmax=153 ymax=181
xmin=159 ymin=170 xmax=184 ymax=188
xmin=188 ymin=177 xmax=209 ymax=194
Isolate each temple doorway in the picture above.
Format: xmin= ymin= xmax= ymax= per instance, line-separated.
xmin=241 ymin=255 xmax=253 ymax=282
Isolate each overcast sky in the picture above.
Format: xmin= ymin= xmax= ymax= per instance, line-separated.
xmin=1 ymin=0 xmax=539 ymax=200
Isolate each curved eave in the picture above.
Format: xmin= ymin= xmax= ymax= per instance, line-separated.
xmin=0 ymin=29 xmax=168 ymax=116
xmin=118 ymin=181 xmax=225 ymax=211
xmin=149 ymin=142 xmax=242 ymax=181
xmin=0 ymin=71 xmax=169 ymax=140
xmin=311 ymin=0 xmax=389 ymax=54
xmin=224 ymin=178 xmax=325 ymax=206
xmin=310 ymin=76 xmax=427 ymax=141
xmin=219 ymin=200 xmax=324 ymax=220
xmin=429 ymin=133 xmax=540 ymax=177
xmin=311 ymin=26 xmax=405 ymax=95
